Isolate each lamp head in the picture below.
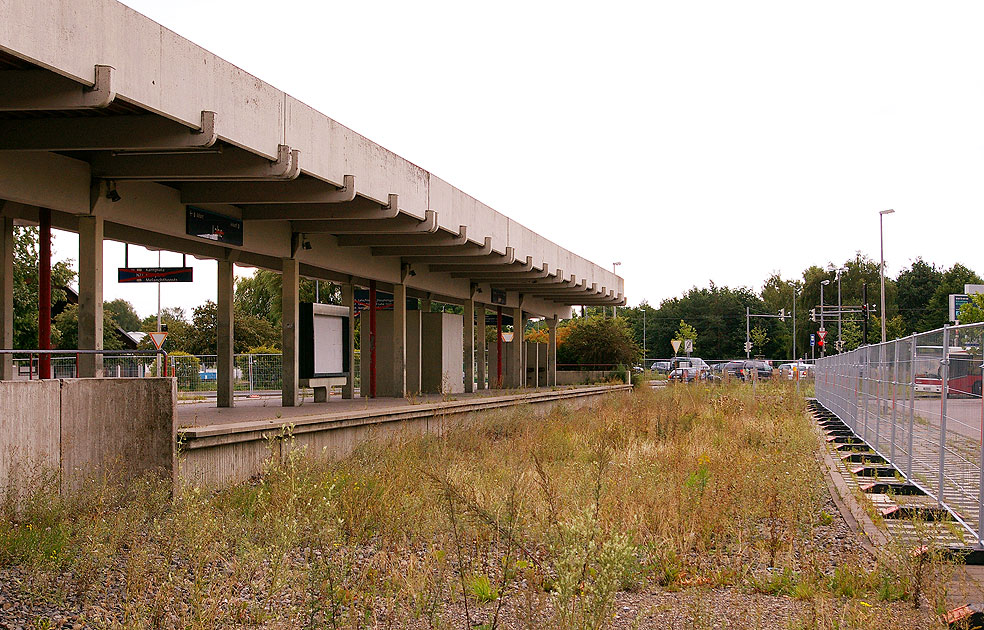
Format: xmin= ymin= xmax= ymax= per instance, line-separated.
xmin=880 ymin=209 xmax=895 ymax=215
xmin=821 ymin=280 xmax=830 ymax=286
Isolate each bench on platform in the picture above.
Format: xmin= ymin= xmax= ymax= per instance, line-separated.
xmin=300 ymin=377 xmax=347 ymax=402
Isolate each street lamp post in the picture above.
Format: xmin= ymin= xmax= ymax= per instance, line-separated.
xmin=879 ymin=209 xmax=895 ymax=343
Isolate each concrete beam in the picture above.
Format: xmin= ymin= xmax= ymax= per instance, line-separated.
xmin=427 ymin=250 xmax=519 ymax=273
xmin=0 ymin=214 xmax=12 ymax=379
xmin=282 ymin=258 xmax=300 ymax=407
xmin=451 ymin=260 xmax=549 ymax=280
xmin=335 ymin=218 xmax=455 ymax=246
xmin=0 ymin=65 xmax=115 ymax=111
xmin=370 ymin=227 xmax=474 ymax=255
xmin=77 ymin=215 xmax=103 ymax=378
xmin=289 ymin=215 xmax=425 ymax=234
xmin=180 ymin=174 xmax=354 ymax=205
xmin=247 ymin=193 xmax=399 ymax=221
xmin=216 ymin=259 xmax=234 ymax=408
xmin=88 ymin=144 xmax=300 ymax=181
xmin=0 ymin=111 xmax=217 ymax=151
xmin=398 ymin=237 xmax=493 ymax=260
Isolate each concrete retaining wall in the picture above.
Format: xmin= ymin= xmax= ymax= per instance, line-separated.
xmin=556 ymin=370 xmax=616 ymax=386
xmin=178 ymin=384 xmax=633 ymax=488
xmin=0 ymin=380 xmax=60 ymax=490
xmin=0 ymin=378 xmax=175 ymax=492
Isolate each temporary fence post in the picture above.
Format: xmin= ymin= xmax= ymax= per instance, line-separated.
xmin=939 ymin=325 xmax=950 ymax=508
xmin=907 ymin=335 xmax=916 ymax=479
xmin=890 ymin=339 xmax=898 ymax=464
xmin=875 ymin=345 xmax=882 ymax=452
xmin=248 ymin=354 xmax=254 ymax=394
xmin=978 ymin=347 xmax=984 ymax=545
xmin=862 ymin=348 xmax=870 ymax=443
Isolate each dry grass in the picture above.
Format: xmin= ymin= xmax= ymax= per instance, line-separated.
xmin=0 ymin=382 xmax=951 ymax=629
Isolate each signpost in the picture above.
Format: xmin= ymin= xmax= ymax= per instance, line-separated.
xmin=148 ymin=331 xmax=168 ymax=350
xmin=148 ymin=330 xmax=168 ymax=377
xmin=186 ymin=207 xmax=244 ymax=246
xmin=683 ymin=339 xmax=693 ymax=356
xmin=950 ymin=294 xmax=971 ymax=323
xmin=118 ymin=267 xmax=193 ymax=283
xmin=490 ymin=288 xmax=507 ymax=306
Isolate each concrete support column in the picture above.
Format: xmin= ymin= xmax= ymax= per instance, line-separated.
xmin=77 ymin=215 xmax=104 ymax=378
xmin=547 ymin=318 xmax=558 ymax=387
xmin=392 ymin=283 xmax=407 ymax=397
xmin=520 ymin=311 xmax=529 ymax=387
xmin=511 ymin=306 xmax=523 ymax=388
xmin=476 ymin=303 xmax=486 ymax=390
xmin=0 ymin=215 xmax=13 ymax=380
xmin=464 ymin=299 xmax=475 ymax=393
xmin=281 ymin=258 xmax=300 ymax=407
xmin=341 ymin=283 xmax=355 ymax=399
xmin=216 ymin=259 xmax=234 ymax=408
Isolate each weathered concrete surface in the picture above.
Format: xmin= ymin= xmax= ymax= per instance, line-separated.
xmin=60 ymin=378 xmax=176 ymax=486
xmin=421 ymin=312 xmax=463 ymax=394
xmin=556 ymin=370 xmax=616 ymax=386
xmin=1 ymin=378 xmax=175 ymax=494
xmin=178 ymin=384 xmax=632 ymax=488
xmin=0 ymin=0 xmax=625 ymax=317
xmin=0 ymin=380 xmax=60 ymax=490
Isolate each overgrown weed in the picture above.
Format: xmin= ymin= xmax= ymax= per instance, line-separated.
xmin=0 ymin=381 xmax=951 ymax=628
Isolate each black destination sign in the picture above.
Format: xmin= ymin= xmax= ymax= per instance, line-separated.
xmin=186 ymin=207 xmax=243 ymax=246
xmin=118 ymin=267 xmax=194 ymax=283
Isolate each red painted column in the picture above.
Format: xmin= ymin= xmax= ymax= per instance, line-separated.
xmin=369 ymin=280 xmax=377 ymax=398
xmin=496 ymin=305 xmax=503 ymax=388
xmin=38 ymin=208 xmax=52 ymax=379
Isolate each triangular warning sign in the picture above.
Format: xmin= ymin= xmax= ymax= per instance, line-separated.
xmin=817 ymin=330 xmax=827 ymax=341
xmin=148 ymin=331 xmax=168 ymax=349
xmin=671 ymin=339 xmax=682 ymax=353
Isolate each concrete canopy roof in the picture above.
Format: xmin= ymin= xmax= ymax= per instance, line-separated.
xmin=0 ymin=0 xmax=625 ymax=317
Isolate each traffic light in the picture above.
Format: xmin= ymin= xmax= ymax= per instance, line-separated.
xmin=810 ymin=309 xmax=816 ymax=322
xmin=744 ymin=341 xmax=754 ymax=353
xmin=779 ymin=308 xmax=786 ymax=321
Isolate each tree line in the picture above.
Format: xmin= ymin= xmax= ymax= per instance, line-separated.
xmin=9 ymin=227 xmax=981 ymax=365
xmin=615 ymin=254 xmax=982 ymax=360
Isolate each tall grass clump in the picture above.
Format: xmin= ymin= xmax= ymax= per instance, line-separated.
xmin=0 ymin=381 xmax=949 ymax=628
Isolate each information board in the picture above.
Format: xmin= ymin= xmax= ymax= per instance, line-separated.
xmin=186 ymin=206 xmax=243 ymax=246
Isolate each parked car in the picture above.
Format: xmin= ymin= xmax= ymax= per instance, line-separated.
xmin=671 ymin=356 xmax=710 ymax=372
xmin=743 ymin=360 xmax=773 ymax=379
xmin=778 ymin=362 xmax=812 ymax=380
xmin=720 ymin=360 xmax=748 ymax=380
xmin=668 ymin=366 xmax=702 ymax=383
xmin=650 ymin=360 xmax=672 ymax=374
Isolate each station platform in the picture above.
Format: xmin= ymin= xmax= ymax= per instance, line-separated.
xmin=175 ymin=383 xmax=632 ymax=487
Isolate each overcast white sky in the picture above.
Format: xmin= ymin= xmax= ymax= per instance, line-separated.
xmin=52 ymin=0 xmax=984 ymax=318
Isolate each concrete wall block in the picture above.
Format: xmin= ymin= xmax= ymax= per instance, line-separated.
xmin=60 ymin=378 xmax=175 ymax=484
xmin=421 ymin=312 xmax=463 ymax=394
xmin=177 ymin=438 xmax=273 ymax=489
xmin=0 ymin=380 xmax=60 ymax=491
